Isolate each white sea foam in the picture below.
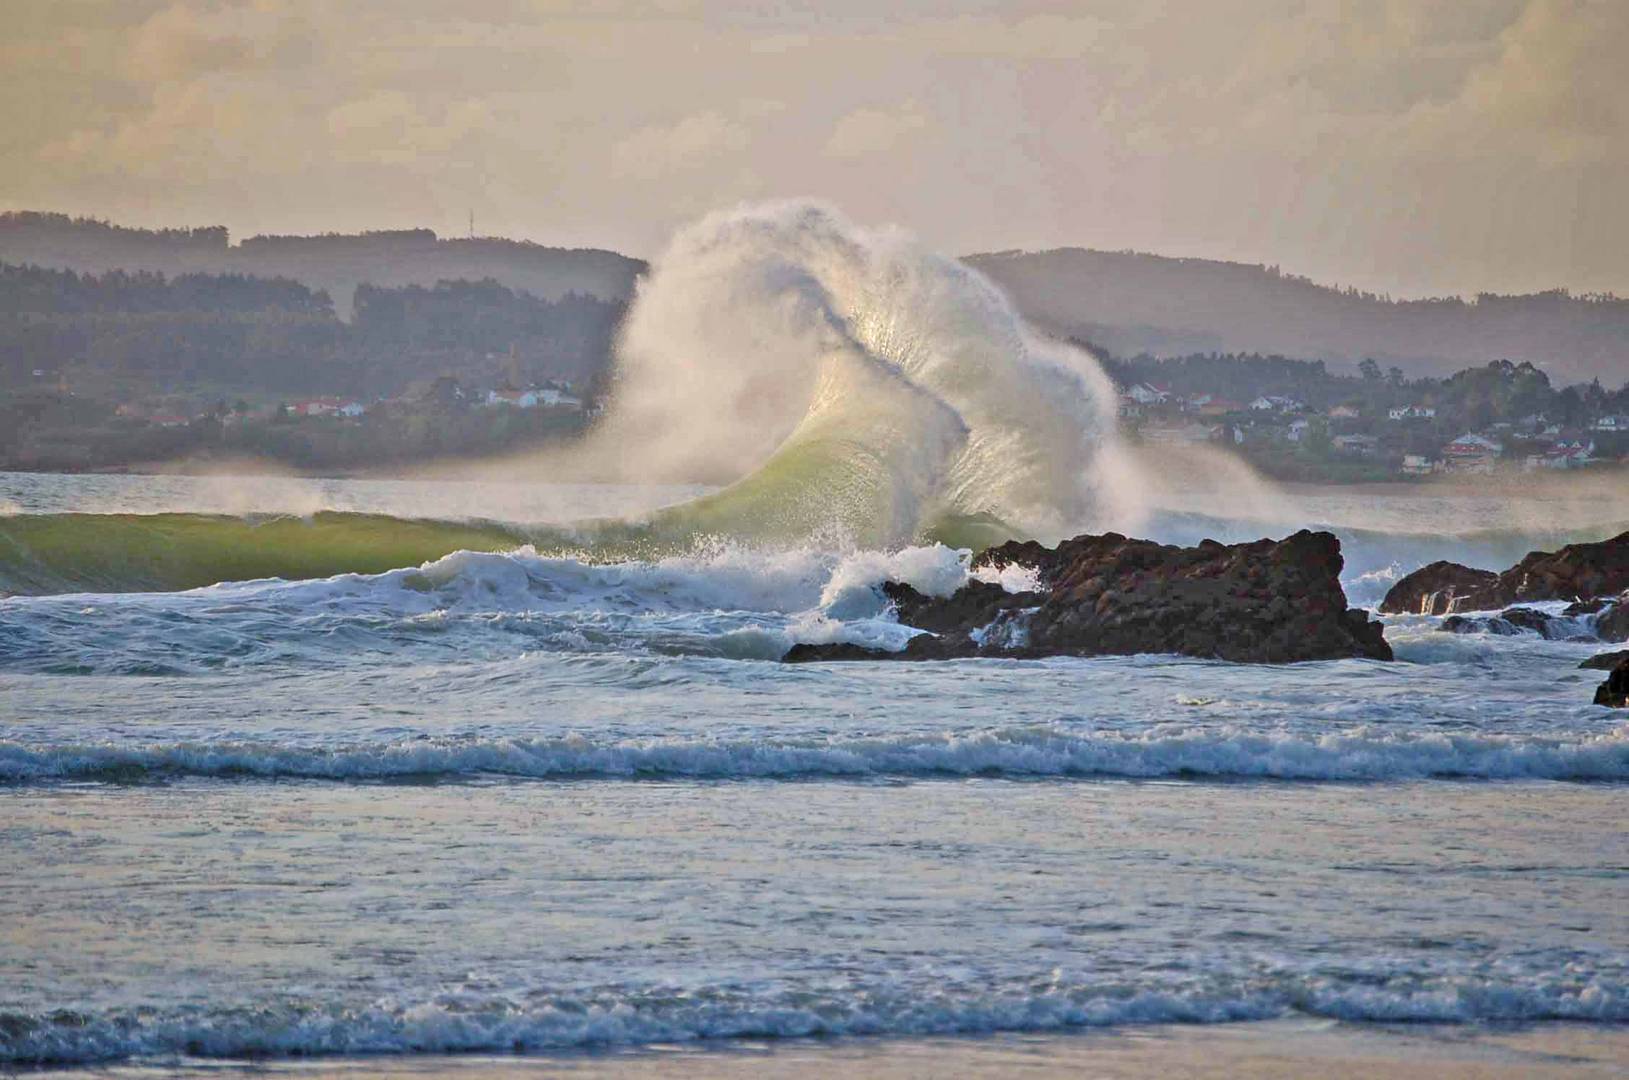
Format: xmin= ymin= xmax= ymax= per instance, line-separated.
xmin=3 ymin=973 xmax=1622 ymax=1064
xmin=554 ymin=200 xmax=1142 ymax=544
xmin=4 ymin=724 xmax=1625 ymax=784
xmin=207 ymin=542 xmax=979 ymax=620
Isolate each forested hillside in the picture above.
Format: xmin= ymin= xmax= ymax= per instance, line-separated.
xmin=0 ymin=263 xmax=622 ymax=400
xmin=968 ymin=248 xmax=1629 ymax=384
xmin=0 ymin=212 xmax=643 ymax=317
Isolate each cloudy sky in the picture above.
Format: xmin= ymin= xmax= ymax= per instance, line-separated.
xmin=4 ymin=0 xmax=1625 ymax=297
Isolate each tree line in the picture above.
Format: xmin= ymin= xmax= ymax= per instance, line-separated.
xmin=0 ymin=262 xmax=624 ymax=399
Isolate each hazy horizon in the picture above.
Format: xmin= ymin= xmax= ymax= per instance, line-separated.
xmin=5 ymin=1 xmax=1626 ymax=301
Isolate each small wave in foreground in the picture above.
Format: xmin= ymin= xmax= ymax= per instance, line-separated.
xmin=4 ymin=724 xmax=1626 ymax=785
xmin=4 ymin=971 xmax=1622 ymax=1064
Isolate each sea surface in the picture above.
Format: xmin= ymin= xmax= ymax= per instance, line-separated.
xmin=2 ymin=471 xmax=1626 ymax=1073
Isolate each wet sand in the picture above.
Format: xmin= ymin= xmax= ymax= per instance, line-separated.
xmin=38 ymin=1021 xmax=1629 ymax=1078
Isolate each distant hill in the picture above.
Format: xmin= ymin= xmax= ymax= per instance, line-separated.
xmin=0 ymin=262 xmax=622 ymax=400
xmin=964 ymin=248 xmax=1629 ymax=384
xmin=7 ymin=213 xmax=1625 ymax=385
xmin=0 ymin=212 xmax=643 ymax=317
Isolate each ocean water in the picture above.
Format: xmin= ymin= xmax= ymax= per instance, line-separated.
xmin=1 ymin=471 xmax=1627 ymax=1071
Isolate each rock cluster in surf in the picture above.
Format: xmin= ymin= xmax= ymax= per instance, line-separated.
xmin=1374 ymin=530 xmax=1629 ymax=708
xmin=785 ymin=529 xmax=1392 ymax=665
xmin=1438 ymin=596 xmax=1629 ymax=642
xmin=1379 ymin=530 xmax=1629 ymax=615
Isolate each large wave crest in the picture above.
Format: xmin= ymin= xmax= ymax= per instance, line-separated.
xmin=587 ymin=201 xmax=1141 ymax=547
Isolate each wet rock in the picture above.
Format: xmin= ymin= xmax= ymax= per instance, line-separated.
xmin=1592 ymin=596 xmax=1629 ymax=642
xmin=1580 ymin=649 xmax=1629 ymax=671
xmin=1438 ymin=606 xmax=1596 ymax=641
xmin=1379 ymin=562 xmax=1501 ymax=615
xmin=785 ymin=529 xmax=1391 ymax=664
xmin=880 ymin=579 xmax=1039 ymax=635
xmin=782 ymin=641 xmax=898 ymax=663
xmin=1594 ymin=657 xmax=1629 ymax=708
xmin=1503 ymin=531 xmax=1629 ymax=607
xmin=1383 ymin=531 xmax=1629 ymax=615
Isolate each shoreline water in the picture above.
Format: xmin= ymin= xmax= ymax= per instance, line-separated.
xmin=4 ymin=473 xmax=1625 ymax=1078
xmin=19 ymin=1022 xmax=1628 ymax=1078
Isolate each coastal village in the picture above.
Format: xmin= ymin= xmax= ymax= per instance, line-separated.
xmin=18 ymin=356 xmax=1629 ymax=480
xmin=110 ymin=377 xmax=587 ymax=428
xmin=1115 ymin=375 xmax=1627 ymax=478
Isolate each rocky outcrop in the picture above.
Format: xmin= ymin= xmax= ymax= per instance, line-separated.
xmin=1380 ymin=531 xmax=1629 ymax=615
xmin=785 ymin=529 xmax=1392 ymax=665
xmin=1595 ymin=657 xmax=1629 ymax=708
xmin=1440 ymin=607 xmax=1562 ymax=637
xmin=1504 ymin=532 xmax=1629 ymax=606
xmin=1581 ymin=649 xmax=1629 ymax=671
xmin=1435 ymin=594 xmax=1628 ymax=643
xmin=1380 ymin=562 xmax=1502 ymax=615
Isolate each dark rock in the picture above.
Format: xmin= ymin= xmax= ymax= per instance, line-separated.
xmin=1594 ymin=657 xmax=1629 ymax=708
xmin=786 ymin=529 xmax=1391 ymax=665
xmin=1441 ymin=613 xmax=1525 ymax=636
xmin=1379 ymin=562 xmax=1502 ymax=615
xmin=1593 ymin=597 xmax=1629 ymax=643
xmin=1500 ymin=607 xmax=1560 ymax=635
xmin=1438 ymin=606 xmax=1596 ymax=641
xmin=1383 ymin=531 xmax=1629 ymax=615
xmin=969 ymin=539 xmax=1062 ymax=581
xmin=782 ymin=641 xmax=895 ymax=663
xmin=1581 ymin=649 xmax=1629 ymax=671
xmin=1504 ymin=532 xmax=1629 ymax=606
xmin=880 ymin=579 xmax=1040 ymax=635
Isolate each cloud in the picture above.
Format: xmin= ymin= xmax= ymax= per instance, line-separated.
xmin=126 ymin=2 xmax=315 ymax=83
xmin=824 ymin=102 xmax=929 ymax=160
xmin=611 ymin=111 xmax=753 ymax=180
xmin=3 ymin=1 xmax=1626 ymax=294
xmin=907 ymin=13 xmax=1110 ymax=60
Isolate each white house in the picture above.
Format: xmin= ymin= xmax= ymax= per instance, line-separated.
xmin=1401 ymin=454 xmax=1436 ymax=475
xmin=1593 ymin=414 xmax=1629 ymax=432
xmin=1332 ymin=433 xmax=1379 ymax=456
xmin=1286 ymin=418 xmax=1312 ymax=442
xmin=538 ymin=387 xmax=582 ymax=409
xmin=1387 ymin=405 xmax=1436 ymax=421
xmin=1250 ymin=395 xmax=1304 ymax=413
xmin=289 ymin=396 xmax=365 ymax=418
xmin=1126 ymin=382 xmax=1171 ymax=405
xmin=1442 ymin=433 xmax=1504 ymax=474
xmin=484 ymin=386 xmax=585 ymax=410
xmin=485 ymin=388 xmax=540 ymax=408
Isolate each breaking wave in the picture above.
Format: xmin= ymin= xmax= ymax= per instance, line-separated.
xmin=0 ymin=203 xmax=1137 ymax=597
xmin=4 ymin=972 xmax=1623 ymax=1064
xmin=584 ymin=200 xmax=1137 ymax=546
xmin=5 ymin=724 xmax=1626 ymax=785
xmin=0 ymin=511 xmax=534 ymax=595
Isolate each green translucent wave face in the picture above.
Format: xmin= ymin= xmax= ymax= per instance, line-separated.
xmin=0 ymin=512 xmax=536 ymax=595
xmin=0 ymin=502 xmax=1024 ymax=596
xmin=0 ymin=354 xmax=1026 ymax=596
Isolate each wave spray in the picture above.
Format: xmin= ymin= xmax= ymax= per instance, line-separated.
xmin=586 ymin=200 xmax=1143 ymax=547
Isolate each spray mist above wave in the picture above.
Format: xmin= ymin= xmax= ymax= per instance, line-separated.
xmin=586 ymin=201 xmax=1142 ymax=547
